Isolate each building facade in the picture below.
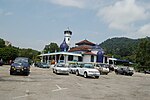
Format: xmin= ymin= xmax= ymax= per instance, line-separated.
xmin=39 ymin=29 xmax=108 ymax=64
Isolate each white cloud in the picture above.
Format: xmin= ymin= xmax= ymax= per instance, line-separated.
xmin=49 ymin=0 xmax=85 ymax=8
xmin=4 ymin=12 xmax=13 ymax=16
xmin=98 ymin=0 xmax=149 ymax=32
xmin=136 ymin=23 xmax=150 ymax=37
xmin=0 ymin=9 xmax=13 ymax=16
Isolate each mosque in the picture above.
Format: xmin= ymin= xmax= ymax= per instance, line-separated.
xmin=39 ymin=29 xmax=109 ymax=64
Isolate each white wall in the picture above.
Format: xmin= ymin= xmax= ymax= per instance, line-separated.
xmin=94 ymin=56 xmax=97 ymax=62
xmin=83 ymin=55 xmax=91 ymax=63
xmin=73 ymin=56 xmax=78 ymax=61
xmin=83 ymin=55 xmax=97 ymax=63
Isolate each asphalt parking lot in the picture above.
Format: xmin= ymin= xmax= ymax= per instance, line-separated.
xmin=0 ymin=65 xmax=150 ymax=100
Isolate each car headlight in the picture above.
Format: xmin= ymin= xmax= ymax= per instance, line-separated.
xmin=24 ymin=67 xmax=27 ymax=69
xmin=11 ymin=66 xmax=15 ymax=69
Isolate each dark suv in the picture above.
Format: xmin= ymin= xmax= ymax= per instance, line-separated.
xmin=115 ymin=67 xmax=134 ymax=76
xmin=10 ymin=57 xmax=30 ymax=76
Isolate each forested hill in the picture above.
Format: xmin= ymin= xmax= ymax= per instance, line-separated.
xmin=99 ymin=37 xmax=140 ymax=58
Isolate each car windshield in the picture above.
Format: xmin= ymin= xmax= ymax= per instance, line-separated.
xmin=84 ymin=64 xmax=94 ymax=68
xmin=57 ymin=64 xmax=66 ymax=67
xmin=14 ymin=57 xmax=28 ymax=63
xmin=70 ymin=64 xmax=77 ymax=68
xmin=41 ymin=62 xmax=48 ymax=65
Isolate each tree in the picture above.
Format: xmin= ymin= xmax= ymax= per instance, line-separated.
xmin=0 ymin=38 xmax=5 ymax=48
xmin=43 ymin=42 xmax=60 ymax=53
xmin=19 ymin=48 xmax=40 ymax=60
xmin=0 ymin=47 xmax=19 ymax=63
xmin=100 ymin=37 xmax=139 ymax=61
xmin=136 ymin=37 xmax=150 ymax=70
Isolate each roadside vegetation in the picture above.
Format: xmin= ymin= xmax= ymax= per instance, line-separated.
xmin=0 ymin=38 xmax=40 ymax=64
xmin=100 ymin=37 xmax=150 ymax=70
xmin=0 ymin=37 xmax=150 ymax=70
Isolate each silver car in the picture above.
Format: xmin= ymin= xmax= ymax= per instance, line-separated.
xmin=69 ymin=64 xmax=78 ymax=74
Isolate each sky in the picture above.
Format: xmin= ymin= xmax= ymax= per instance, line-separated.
xmin=0 ymin=0 xmax=150 ymax=51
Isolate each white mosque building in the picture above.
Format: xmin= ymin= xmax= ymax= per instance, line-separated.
xmin=39 ymin=29 xmax=108 ymax=64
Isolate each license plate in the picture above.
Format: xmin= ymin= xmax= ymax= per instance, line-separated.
xmin=16 ymin=70 xmax=20 ymax=72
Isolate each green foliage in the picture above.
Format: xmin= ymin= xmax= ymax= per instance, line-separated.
xmin=0 ymin=38 xmax=40 ymax=63
xmin=43 ymin=42 xmax=60 ymax=53
xmin=0 ymin=47 xmax=19 ymax=63
xmin=0 ymin=38 xmax=5 ymax=48
xmin=18 ymin=48 xmax=40 ymax=61
xmin=99 ymin=37 xmax=150 ymax=70
xmin=135 ymin=37 xmax=150 ymax=69
xmin=100 ymin=37 xmax=139 ymax=61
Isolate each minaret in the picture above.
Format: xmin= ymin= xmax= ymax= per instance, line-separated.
xmin=64 ymin=28 xmax=72 ymax=48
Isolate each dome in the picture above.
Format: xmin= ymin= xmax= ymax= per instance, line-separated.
xmin=97 ymin=49 xmax=104 ymax=63
xmin=60 ymin=39 xmax=69 ymax=51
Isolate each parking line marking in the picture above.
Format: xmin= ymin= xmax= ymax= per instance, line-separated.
xmin=12 ymin=95 xmax=29 ymax=99
xmin=56 ymin=85 xmax=61 ymax=89
xmin=12 ymin=90 xmax=35 ymax=99
xmin=52 ymin=84 xmax=68 ymax=92
xmin=76 ymin=82 xmax=82 ymax=86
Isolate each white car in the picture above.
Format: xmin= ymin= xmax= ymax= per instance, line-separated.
xmin=53 ymin=63 xmax=69 ymax=75
xmin=94 ymin=63 xmax=110 ymax=75
xmin=76 ymin=63 xmax=100 ymax=78
xmin=69 ymin=64 xmax=78 ymax=74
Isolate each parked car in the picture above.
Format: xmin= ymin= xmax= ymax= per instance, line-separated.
xmin=108 ymin=64 xmax=115 ymax=71
xmin=115 ymin=67 xmax=134 ymax=76
xmin=10 ymin=57 xmax=30 ymax=76
xmin=94 ymin=63 xmax=109 ymax=75
xmin=39 ymin=62 xmax=50 ymax=68
xmin=76 ymin=63 xmax=100 ymax=78
xmin=69 ymin=64 xmax=78 ymax=74
xmin=0 ymin=61 xmax=3 ymax=66
xmin=53 ymin=63 xmax=69 ymax=75
xmin=144 ymin=70 xmax=150 ymax=74
xmin=34 ymin=62 xmax=42 ymax=67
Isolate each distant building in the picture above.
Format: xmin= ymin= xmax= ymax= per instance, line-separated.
xmin=39 ymin=29 xmax=108 ymax=64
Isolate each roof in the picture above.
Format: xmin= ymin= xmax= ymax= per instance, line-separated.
xmin=39 ymin=51 xmax=82 ymax=57
xmin=75 ymin=39 xmax=95 ymax=46
xmin=83 ymin=52 xmax=97 ymax=55
xmin=69 ymin=45 xmax=91 ymax=52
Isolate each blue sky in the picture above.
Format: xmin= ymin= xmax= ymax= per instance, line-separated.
xmin=0 ymin=0 xmax=150 ymax=51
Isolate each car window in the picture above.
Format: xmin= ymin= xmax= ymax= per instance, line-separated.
xmin=84 ymin=64 xmax=94 ymax=68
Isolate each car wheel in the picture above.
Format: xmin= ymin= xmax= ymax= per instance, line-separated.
xmin=95 ymin=76 xmax=99 ymax=79
xmin=84 ymin=72 xmax=87 ymax=78
xmin=10 ymin=71 xmax=13 ymax=75
xmin=53 ymin=69 xmax=55 ymax=73
xmin=24 ymin=73 xmax=28 ymax=76
xmin=115 ymin=71 xmax=118 ymax=74
xmin=70 ymin=70 xmax=73 ymax=74
xmin=24 ymin=72 xmax=29 ymax=76
xmin=130 ymin=74 xmax=133 ymax=76
xmin=76 ymin=70 xmax=79 ymax=76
